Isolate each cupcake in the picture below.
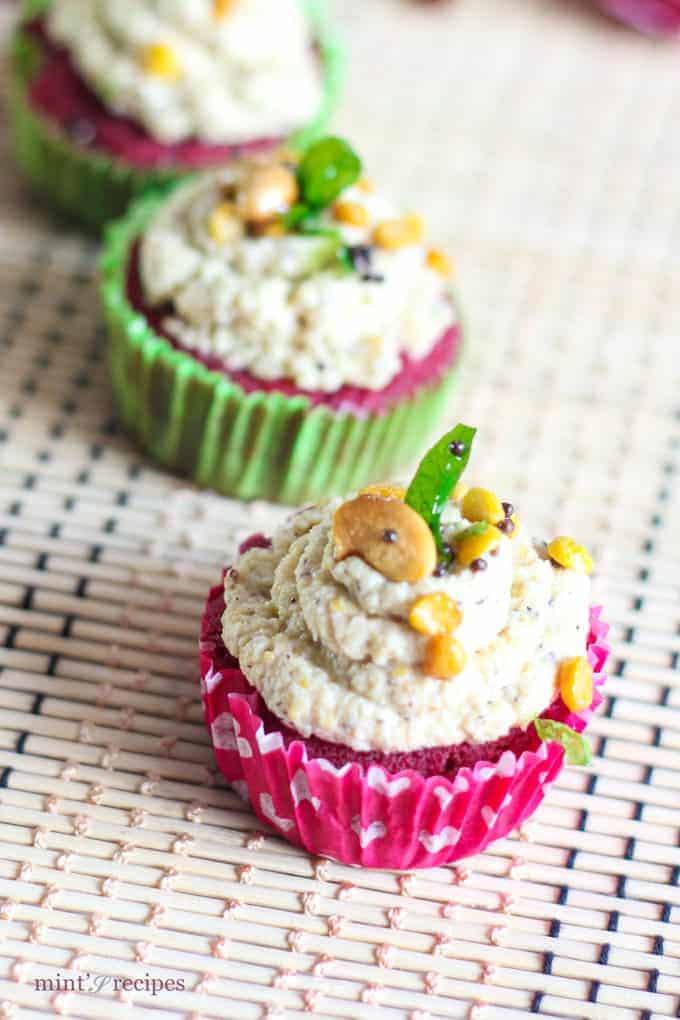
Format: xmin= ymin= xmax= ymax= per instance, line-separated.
xmin=200 ymin=425 xmax=610 ymax=868
xmin=8 ymin=0 xmax=343 ymax=231
xmin=101 ymin=136 xmax=463 ymax=503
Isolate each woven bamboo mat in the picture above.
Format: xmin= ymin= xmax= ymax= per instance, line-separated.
xmin=0 ymin=0 xmax=679 ymax=1017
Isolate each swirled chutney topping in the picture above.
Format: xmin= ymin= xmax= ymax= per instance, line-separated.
xmin=47 ymin=0 xmax=323 ymax=145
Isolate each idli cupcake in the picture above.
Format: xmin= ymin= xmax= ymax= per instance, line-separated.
xmin=200 ymin=425 xmax=610 ymax=868
xmin=100 ymin=136 xmax=463 ymax=502
xmin=8 ymin=0 xmax=343 ymax=231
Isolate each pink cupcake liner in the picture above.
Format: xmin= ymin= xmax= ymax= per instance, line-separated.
xmin=595 ymin=0 xmax=680 ymax=34
xmin=200 ymin=552 xmax=609 ymax=869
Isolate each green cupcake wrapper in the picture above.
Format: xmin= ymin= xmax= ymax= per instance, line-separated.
xmin=100 ymin=191 xmax=463 ymax=504
xmin=7 ymin=0 xmax=345 ymax=233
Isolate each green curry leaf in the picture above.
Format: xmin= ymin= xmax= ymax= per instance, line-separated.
xmin=297 ymin=136 xmax=362 ymax=209
xmin=533 ymin=718 xmax=592 ymax=766
xmin=405 ymin=424 xmax=477 ymax=553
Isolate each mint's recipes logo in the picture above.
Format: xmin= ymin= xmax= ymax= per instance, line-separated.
xmin=34 ymin=973 xmax=185 ymax=996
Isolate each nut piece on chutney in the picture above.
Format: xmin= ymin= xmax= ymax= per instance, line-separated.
xmin=332 ymin=494 xmax=437 ymax=583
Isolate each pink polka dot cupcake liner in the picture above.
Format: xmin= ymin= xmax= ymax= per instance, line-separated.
xmin=199 ymin=563 xmax=610 ymax=869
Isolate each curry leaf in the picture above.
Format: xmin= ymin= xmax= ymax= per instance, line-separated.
xmin=297 ymin=136 xmax=362 ymax=209
xmin=534 ymin=718 xmax=592 ymax=766
xmin=405 ymin=424 xmax=477 ymax=553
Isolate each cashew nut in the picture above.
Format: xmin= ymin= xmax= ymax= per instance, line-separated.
xmin=237 ymin=163 xmax=299 ymax=226
xmin=332 ymin=494 xmax=437 ymax=583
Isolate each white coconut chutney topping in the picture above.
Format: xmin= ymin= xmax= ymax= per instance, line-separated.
xmin=47 ymin=0 xmax=323 ymax=144
xmin=221 ymin=498 xmax=591 ymax=752
xmin=138 ymin=170 xmax=455 ymax=392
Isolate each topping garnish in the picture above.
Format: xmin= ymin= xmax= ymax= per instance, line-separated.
xmin=279 ymin=136 xmax=363 ymax=273
xmin=207 ymin=138 xmax=365 ymax=271
xmin=547 ymin=537 xmax=594 ymax=574
xmin=455 ymin=522 xmax=503 ymax=568
xmin=409 ymin=593 xmax=463 ymax=637
xmin=533 ymin=718 xmax=592 ymax=766
xmin=297 ymin=136 xmax=362 ymax=208
xmin=426 ymin=248 xmax=454 ymax=277
xmin=408 ymin=590 xmax=466 ymax=679
xmin=332 ymin=494 xmax=436 ymax=583
xmin=404 ymin=424 xmax=477 ymax=559
xmin=373 ymin=213 xmax=424 ymax=251
xmin=359 ymin=483 xmax=406 ymax=500
xmin=424 ymin=633 xmax=467 ymax=680
xmin=214 ymin=137 xmax=441 ymax=283
xmin=461 ymin=487 xmax=504 ymax=526
xmin=141 ymin=42 xmax=181 ymax=80
xmin=347 ymin=244 xmax=384 ymax=282
xmin=557 ymin=657 xmax=594 ymax=713
xmin=213 ymin=0 xmax=235 ymax=16
xmin=333 ymin=200 xmax=370 ymax=227
xmin=497 ymin=517 xmax=516 ymax=536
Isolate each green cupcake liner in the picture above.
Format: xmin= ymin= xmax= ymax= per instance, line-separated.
xmin=100 ymin=192 xmax=463 ymax=505
xmin=6 ymin=0 xmax=345 ymax=234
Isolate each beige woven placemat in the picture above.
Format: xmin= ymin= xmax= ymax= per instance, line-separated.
xmin=0 ymin=0 xmax=679 ymax=1017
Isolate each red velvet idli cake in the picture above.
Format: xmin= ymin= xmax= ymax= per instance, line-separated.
xmin=8 ymin=0 xmax=343 ymax=230
xmin=100 ymin=136 xmax=463 ymax=502
xmin=200 ymin=425 xmax=610 ymax=868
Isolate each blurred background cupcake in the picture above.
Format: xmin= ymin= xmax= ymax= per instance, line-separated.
xmin=100 ymin=136 xmax=464 ymax=503
xmin=8 ymin=0 xmax=344 ymax=231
